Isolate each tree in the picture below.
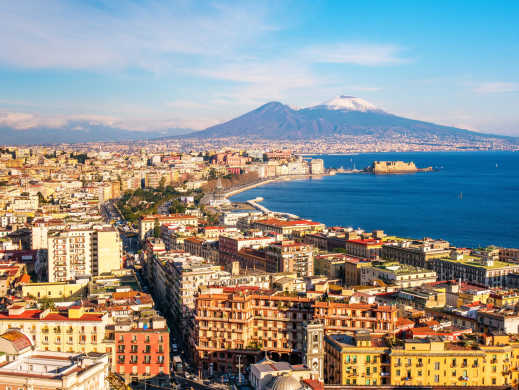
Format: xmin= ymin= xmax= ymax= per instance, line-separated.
xmin=208 ymin=168 xmax=217 ymax=180
xmin=153 ymin=218 xmax=161 ymax=238
xmin=159 ymin=176 xmax=166 ymax=190
xmin=37 ymin=192 xmax=47 ymax=204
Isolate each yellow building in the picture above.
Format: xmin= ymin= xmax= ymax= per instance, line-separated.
xmin=488 ymin=290 xmax=519 ymax=307
xmin=22 ymin=279 xmax=88 ymax=299
xmin=0 ymin=305 xmax=109 ymax=356
xmin=390 ymin=337 xmax=519 ymax=387
xmin=324 ymin=333 xmax=519 ymax=387
xmin=324 ymin=333 xmax=391 ymax=386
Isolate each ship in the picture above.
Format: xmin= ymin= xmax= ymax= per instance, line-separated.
xmin=365 ymin=161 xmax=433 ymax=174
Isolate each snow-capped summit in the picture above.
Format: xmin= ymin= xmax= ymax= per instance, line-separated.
xmin=318 ymin=95 xmax=380 ymax=112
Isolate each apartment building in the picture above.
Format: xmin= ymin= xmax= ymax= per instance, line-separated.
xmin=0 ymin=305 xmax=107 ymax=355
xmin=431 ymin=250 xmax=519 ymax=287
xmin=360 ymin=261 xmax=437 ymax=288
xmin=252 ymin=219 xmax=325 ymax=237
xmin=192 ymin=287 xmax=314 ymax=374
xmin=324 ymin=333 xmax=391 ymax=386
xmin=114 ymin=312 xmax=170 ymax=386
xmin=265 ymin=240 xmax=314 ymax=276
xmin=344 ymin=239 xmax=382 ymax=259
xmin=324 ymin=333 xmax=519 ymax=387
xmin=390 ymin=337 xmax=519 ymax=387
xmin=381 ymin=239 xmax=451 ymax=268
xmin=139 ymin=214 xmax=199 ymax=240
xmin=47 ymin=226 xmax=122 ymax=282
xmin=192 ymin=287 xmax=398 ymax=374
xmin=0 ymin=350 xmax=109 ymax=390
xmin=219 ymin=235 xmax=276 ymax=266
xmin=313 ymin=301 xmax=398 ymax=335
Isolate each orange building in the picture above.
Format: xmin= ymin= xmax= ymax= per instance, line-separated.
xmin=191 ymin=287 xmax=398 ymax=375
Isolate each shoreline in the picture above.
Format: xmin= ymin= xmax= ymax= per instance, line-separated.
xmin=223 ymin=174 xmax=333 ymax=198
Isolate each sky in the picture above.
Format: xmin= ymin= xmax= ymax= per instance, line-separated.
xmin=0 ymin=0 xmax=518 ymax=135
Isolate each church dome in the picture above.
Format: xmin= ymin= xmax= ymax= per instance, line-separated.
xmin=271 ymin=375 xmax=302 ymax=390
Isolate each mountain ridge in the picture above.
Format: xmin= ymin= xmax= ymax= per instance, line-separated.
xmin=186 ymin=97 xmax=513 ymax=141
xmin=0 ymin=122 xmax=192 ymax=145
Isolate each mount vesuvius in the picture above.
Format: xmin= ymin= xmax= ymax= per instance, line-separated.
xmin=187 ymin=96 xmax=514 ymax=142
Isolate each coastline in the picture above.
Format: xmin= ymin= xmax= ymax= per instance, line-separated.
xmin=223 ymin=174 xmax=332 ymax=198
xmin=226 ymin=152 xmax=519 ymax=248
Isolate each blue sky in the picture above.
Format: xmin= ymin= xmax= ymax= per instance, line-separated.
xmin=0 ymin=0 xmax=518 ymax=134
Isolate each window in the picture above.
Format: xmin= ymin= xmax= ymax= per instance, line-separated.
xmin=396 ymin=369 xmax=400 ymax=376
xmin=434 ymin=375 xmax=439 ymax=383
xmin=434 ymin=362 xmax=440 ymax=370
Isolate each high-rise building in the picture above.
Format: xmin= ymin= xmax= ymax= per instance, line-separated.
xmin=48 ymin=227 xmax=122 ymax=282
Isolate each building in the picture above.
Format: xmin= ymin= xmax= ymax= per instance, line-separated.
xmin=310 ymin=159 xmax=325 ymax=175
xmin=313 ymin=302 xmax=398 ymax=335
xmin=303 ymin=321 xmax=325 ymax=381
xmin=114 ymin=311 xmax=170 ymax=386
xmin=0 ymin=305 xmax=107 ymax=355
xmin=265 ymin=241 xmax=314 ymax=276
xmin=253 ymin=219 xmax=325 ymax=237
xmin=22 ymin=278 xmax=89 ymax=299
xmin=390 ymin=337 xmax=519 ymax=387
xmin=343 ymin=257 xmax=372 ymax=286
xmin=360 ymin=262 xmax=437 ymax=288
xmin=381 ymin=239 xmax=451 ymax=268
xmin=0 ymin=351 xmax=109 ymax=390
xmin=314 ymin=254 xmax=347 ymax=282
xmin=500 ymin=247 xmax=519 ymax=263
xmin=47 ymin=226 xmax=122 ymax=282
xmin=192 ymin=287 xmax=399 ymax=375
xmin=193 ymin=287 xmax=315 ymax=374
xmin=431 ymin=250 xmax=519 ymax=287
xmin=139 ymin=214 xmax=199 ymax=240
xmin=324 ymin=332 xmax=391 ymax=386
xmin=324 ymin=333 xmax=519 ymax=387
xmin=250 ymin=359 xmax=318 ymax=390
xmin=344 ymin=239 xmax=382 ymax=259
xmin=219 ymin=235 xmax=276 ymax=268
xmin=477 ymin=307 xmax=519 ymax=334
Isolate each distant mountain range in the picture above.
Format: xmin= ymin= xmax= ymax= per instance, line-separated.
xmin=0 ymin=121 xmax=191 ymax=145
xmin=187 ymin=96 xmax=516 ymax=142
xmin=1 ymin=96 xmax=516 ymax=145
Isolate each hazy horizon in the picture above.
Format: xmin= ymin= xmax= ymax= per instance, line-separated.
xmin=1 ymin=1 xmax=518 ymax=136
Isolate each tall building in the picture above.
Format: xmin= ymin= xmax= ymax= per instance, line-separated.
xmin=191 ymin=287 xmax=398 ymax=374
xmin=265 ymin=240 xmax=314 ymax=276
xmin=47 ymin=227 xmax=122 ymax=282
xmin=114 ymin=313 xmax=170 ymax=386
xmin=303 ymin=321 xmax=324 ymax=381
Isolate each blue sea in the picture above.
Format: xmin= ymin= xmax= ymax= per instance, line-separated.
xmin=231 ymin=152 xmax=519 ymax=248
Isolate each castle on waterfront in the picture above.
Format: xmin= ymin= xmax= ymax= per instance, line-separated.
xmin=367 ymin=160 xmax=432 ymax=174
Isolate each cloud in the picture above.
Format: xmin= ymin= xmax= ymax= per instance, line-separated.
xmin=473 ymin=82 xmax=519 ymax=94
xmin=0 ymin=110 xmax=215 ymax=131
xmin=0 ymin=1 xmax=275 ymax=70
xmin=302 ymin=43 xmax=408 ymax=66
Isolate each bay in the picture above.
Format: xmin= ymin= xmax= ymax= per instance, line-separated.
xmin=230 ymin=151 xmax=519 ymax=248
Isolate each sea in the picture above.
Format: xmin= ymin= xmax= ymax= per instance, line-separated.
xmin=230 ymin=151 xmax=519 ymax=249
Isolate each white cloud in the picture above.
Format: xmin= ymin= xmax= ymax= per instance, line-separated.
xmin=0 ymin=110 xmax=215 ymax=131
xmin=0 ymin=1 xmax=274 ymax=70
xmin=302 ymin=43 xmax=408 ymax=66
xmin=474 ymin=82 xmax=519 ymax=94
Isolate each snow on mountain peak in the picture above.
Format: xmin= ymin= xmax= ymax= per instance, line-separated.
xmin=320 ymin=95 xmax=380 ymax=112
